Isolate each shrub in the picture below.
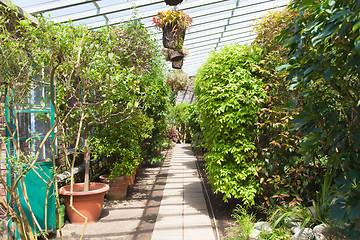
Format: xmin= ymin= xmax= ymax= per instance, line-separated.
xmin=279 ymin=0 xmax=360 ymax=237
xmin=165 ymin=70 xmax=190 ymax=91
xmin=173 ymin=103 xmax=190 ymax=143
xmin=252 ymin=8 xmax=326 ymax=207
xmin=195 ymin=44 xmax=266 ymax=205
xmin=186 ymin=103 xmax=204 ymax=151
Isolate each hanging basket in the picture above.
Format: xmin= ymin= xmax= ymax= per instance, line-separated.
xmin=168 ymin=49 xmax=184 ymax=62
xmin=172 ymin=59 xmax=183 ymax=69
xmin=164 ymin=0 xmax=183 ymax=6
xmin=162 ymin=26 xmax=186 ymax=50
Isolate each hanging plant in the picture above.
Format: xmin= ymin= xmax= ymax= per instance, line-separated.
xmin=172 ymin=59 xmax=183 ymax=69
xmin=161 ymin=47 xmax=188 ymax=62
xmin=164 ymin=0 xmax=183 ymax=6
xmin=162 ymin=47 xmax=188 ymax=69
xmin=152 ymin=10 xmax=192 ymax=49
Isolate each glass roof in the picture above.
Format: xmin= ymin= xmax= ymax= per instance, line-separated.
xmin=10 ymin=0 xmax=289 ymax=77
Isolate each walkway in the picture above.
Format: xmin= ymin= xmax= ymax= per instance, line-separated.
xmin=55 ymin=144 xmax=216 ymax=240
xmin=151 ymin=144 xmax=216 ymax=240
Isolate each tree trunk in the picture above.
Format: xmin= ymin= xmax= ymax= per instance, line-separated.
xmin=83 ymin=132 xmax=90 ymax=192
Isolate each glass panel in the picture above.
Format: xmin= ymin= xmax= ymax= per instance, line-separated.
xmin=18 ymin=112 xmax=51 ymax=139
xmin=19 ymin=85 xmax=51 ymax=111
xmin=19 ymin=138 xmax=53 ymax=161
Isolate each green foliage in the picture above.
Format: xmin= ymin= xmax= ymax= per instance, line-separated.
xmin=195 ymin=44 xmax=266 ymax=204
xmin=225 ymin=205 xmax=256 ymax=240
xmin=252 ymin=8 xmax=328 ymax=207
xmin=165 ymin=70 xmax=190 ymax=91
xmin=279 ymin=0 xmax=360 ymax=238
xmin=152 ymin=9 xmax=192 ymax=30
xmin=0 ymin=4 xmax=169 ymax=236
xmin=173 ymin=103 xmax=190 ymax=143
xmin=91 ymin=114 xmax=154 ymax=178
xmin=186 ymin=103 xmax=204 ymax=151
xmin=225 ymin=205 xmax=292 ymax=240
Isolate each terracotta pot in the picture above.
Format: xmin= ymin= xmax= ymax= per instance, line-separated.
xmin=168 ymin=49 xmax=184 ymax=62
xmin=164 ymin=0 xmax=183 ymax=6
xmin=162 ymin=26 xmax=186 ymax=49
xmin=59 ymin=182 xmax=109 ymax=224
xmin=99 ymin=175 xmax=129 ymax=200
xmin=172 ymin=59 xmax=183 ymax=69
xmin=126 ymin=171 xmax=136 ymax=185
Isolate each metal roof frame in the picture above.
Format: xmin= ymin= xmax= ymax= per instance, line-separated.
xmin=9 ymin=0 xmax=289 ymax=77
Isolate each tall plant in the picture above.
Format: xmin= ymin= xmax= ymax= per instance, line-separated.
xmin=279 ymin=0 xmax=360 ymax=238
xmin=0 ymin=5 xmax=59 ymax=239
xmin=195 ymin=44 xmax=266 ymax=205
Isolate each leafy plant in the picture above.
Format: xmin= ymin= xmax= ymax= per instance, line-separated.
xmin=152 ymin=9 xmax=192 ymax=31
xmin=195 ymin=44 xmax=266 ymax=204
xmin=225 ymin=205 xmax=256 ymax=240
xmin=165 ymin=69 xmax=190 ymax=91
xmin=173 ymin=103 xmax=191 ymax=143
xmin=186 ymin=103 xmax=204 ymax=152
xmin=278 ymin=0 xmax=360 ymax=238
xmin=91 ymin=113 xmax=154 ymax=179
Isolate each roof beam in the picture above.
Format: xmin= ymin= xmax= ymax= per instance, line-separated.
xmin=86 ymin=0 xmax=230 ymax=29
xmin=24 ymin=0 xmax=100 ymax=15
xmin=0 ymin=0 xmax=39 ymax=25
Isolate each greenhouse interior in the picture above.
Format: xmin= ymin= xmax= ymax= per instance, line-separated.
xmin=0 ymin=0 xmax=359 ymax=239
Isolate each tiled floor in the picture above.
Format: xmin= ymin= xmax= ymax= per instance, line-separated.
xmin=151 ymin=144 xmax=216 ymax=240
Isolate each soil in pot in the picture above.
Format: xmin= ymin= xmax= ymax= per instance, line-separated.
xmin=99 ymin=175 xmax=129 ymax=200
xmin=59 ymin=182 xmax=109 ymax=224
xmin=162 ymin=26 xmax=186 ymax=50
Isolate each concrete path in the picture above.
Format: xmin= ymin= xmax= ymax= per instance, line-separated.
xmin=151 ymin=144 xmax=216 ymax=240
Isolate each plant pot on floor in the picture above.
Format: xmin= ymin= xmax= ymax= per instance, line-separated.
xmin=164 ymin=0 xmax=183 ymax=6
xmin=162 ymin=26 xmax=186 ymax=50
xmin=126 ymin=170 xmax=137 ymax=185
xmin=59 ymin=182 xmax=109 ymax=224
xmin=99 ymin=174 xmax=129 ymax=200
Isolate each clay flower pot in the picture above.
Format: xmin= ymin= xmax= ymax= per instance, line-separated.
xmin=164 ymin=0 xmax=183 ymax=6
xmin=162 ymin=26 xmax=186 ymax=50
xmin=99 ymin=175 xmax=129 ymax=200
xmin=126 ymin=170 xmax=137 ymax=185
xmin=59 ymin=182 xmax=109 ymax=224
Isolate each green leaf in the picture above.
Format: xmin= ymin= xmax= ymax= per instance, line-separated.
xmin=276 ymin=64 xmax=291 ymax=73
xmin=352 ymin=21 xmax=360 ymax=32
xmin=329 ymin=10 xmax=353 ymax=22
xmin=329 ymin=203 xmax=346 ymax=223
xmin=324 ymin=67 xmax=333 ymax=82
xmin=354 ymin=132 xmax=360 ymax=148
xmin=349 ymin=202 xmax=360 ymax=221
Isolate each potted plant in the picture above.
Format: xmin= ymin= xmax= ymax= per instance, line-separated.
xmin=56 ymin=24 xmax=143 ymax=225
xmin=164 ymin=0 xmax=183 ymax=6
xmin=152 ymin=9 xmax=192 ymax=49
xmin=93 ymin=114 xmax=154 ymax=200
xmin=99 ymin=159 xmax=138 ymax=200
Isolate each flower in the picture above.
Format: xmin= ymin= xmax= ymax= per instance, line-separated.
xmin=152 ymin=9 xmax=192 ymax=31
